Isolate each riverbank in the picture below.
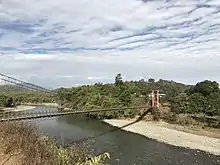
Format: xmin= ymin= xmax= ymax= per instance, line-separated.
xmin=21 ymin=103 xmax=71 ymax=110
xmin=0 ymin=121 xmax=109 ymax=165
xmin=22 ymin=103 xmax=59 ymax=107
xmin=0 ymin=122 xmax=55 ymax=165
xmin=103 ymin=119 xmax=220 ymax=156
xmin=2 ymin=105 xmax=36 ymax=112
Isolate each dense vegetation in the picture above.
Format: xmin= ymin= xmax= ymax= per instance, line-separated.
xmin=55 ymin=74 xmax=192 ymax=119
xmin=0 ymin=74 xmax=219 ymax=164
xmin=0 ymin=94 xmax=14 ymax=107
xmin=170 ymin=80 xmax=220 ymax=116
xmin=0 ymin=85 xmax=54 ymax=108
xmin=0 ymin=121 xmax=109 ymax=165
xmin=54 ymin=74 xmax=220 ymax=122
xmin=1 ymin=74 xmax=219 ymax=119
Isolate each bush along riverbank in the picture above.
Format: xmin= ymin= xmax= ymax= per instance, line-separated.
xmin=0 ymin=122 xmax=110 ymax=165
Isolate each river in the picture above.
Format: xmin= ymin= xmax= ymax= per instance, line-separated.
xmin=29 ymin=106 xmax=220 ymax=165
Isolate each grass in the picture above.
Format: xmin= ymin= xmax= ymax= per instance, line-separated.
xmin=0 ymin=121 xmax=110 ymax=165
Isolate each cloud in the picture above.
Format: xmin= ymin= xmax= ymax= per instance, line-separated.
xmin=0 ymin=0 xmax=220 ymax=87
xmin=1 ymin=51 xmax=220 ymax=88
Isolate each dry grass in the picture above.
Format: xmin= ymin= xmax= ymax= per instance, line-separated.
xmin=0 ymin=121 xmax=90 ymax=165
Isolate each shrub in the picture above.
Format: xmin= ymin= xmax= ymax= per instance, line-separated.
xmin=0 ymin=121 xmax=109 ymax=165
xmin=163 ymin=112 xmax=177 ymax=123
xmin=151 ymin=107 xmax=161 ymax=121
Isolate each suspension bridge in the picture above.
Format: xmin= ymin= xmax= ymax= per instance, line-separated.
xmin=0 ymin=106 xmax=150 ymax=121
xmin=0 ymin=73 xmax=156 ymax=122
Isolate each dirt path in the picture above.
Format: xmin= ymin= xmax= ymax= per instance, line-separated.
xmin=103 ymin=119 xmax=220 ymax=156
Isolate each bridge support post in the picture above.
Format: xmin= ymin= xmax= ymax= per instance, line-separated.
xmin=156 ymin=90 xmax=159 ymax=108
xmin=151 ymin=90 xmax=159 ymax=108
xmin=151 ymin=90 xmax=154 ymax=107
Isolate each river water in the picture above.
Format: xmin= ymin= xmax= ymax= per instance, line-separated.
xmin=30 ymin=106 xmax=220 ymax=165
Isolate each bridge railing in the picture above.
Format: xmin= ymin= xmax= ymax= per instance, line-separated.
xmin=0 ymin=106 xmax=149 ymax=121
xmin=0 ymin=73 xmax=150 ymax=121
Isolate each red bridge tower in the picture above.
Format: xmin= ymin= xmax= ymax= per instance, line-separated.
xmin=151 ymin=90 xmax=159 ymax=108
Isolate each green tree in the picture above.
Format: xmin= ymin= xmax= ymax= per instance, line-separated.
xmin=148 ymin=78 xmax=155 ymax=83
xmin=188 ymin=93 xmax=208 ymax=114
xmin=0 ymin=95 xmax=14 ymax=107
xmin=0 ymin=94 xmax=7 ymax=107
xmin=206 ymin=92 xmax=220 ymax=116
xmin=118 ymin=88 xmax=132 ymax=106
xmin=5 ymin=97 xmax=13 ymax=107
xmin=170 ymin=93 xmax=189 ymax=114
xmin=189 ymin=80 xmax=219 ymax=97
xmin=115 ymin=73 xmax=123 ymax=86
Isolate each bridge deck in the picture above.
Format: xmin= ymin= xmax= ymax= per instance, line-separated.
xmin=0 ymin=106 xmax=149 ymax=121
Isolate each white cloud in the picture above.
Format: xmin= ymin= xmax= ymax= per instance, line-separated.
xmin=0 ymin=0 xmax=220 ymax=87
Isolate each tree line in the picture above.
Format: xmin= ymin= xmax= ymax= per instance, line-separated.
xmin=170 ymin=80 xmax=220 ymax=116
xmin=0 ymin=89 xmax=53 ymax=108
xmin=55 ymin=74 xmax=220 ymax=119
xmin=0 ymin=74 xmax=219 ymax=119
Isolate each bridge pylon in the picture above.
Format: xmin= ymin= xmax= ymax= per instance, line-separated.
xmin=151 ymin=90 xmax=159 ymax=108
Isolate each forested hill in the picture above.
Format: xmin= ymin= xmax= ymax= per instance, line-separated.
xmin=1 ymin=74 xmax=219 ymax=119
xmin=55 ymin=74 xmax=192 ymax=109
xmin=54 ymin=74 xmax=220 ymax=118
xmin=0 ymin=84 xmax=51 ymax=107
xmin=57 ymin=79 xmax=190 ymax=99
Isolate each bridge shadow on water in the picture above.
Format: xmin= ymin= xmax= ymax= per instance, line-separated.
xmin=66 ymin=108 xmax=153 ymax=147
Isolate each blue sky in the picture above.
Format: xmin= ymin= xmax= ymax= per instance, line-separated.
xmin=0 ymin=0 xmax=220 ymax=87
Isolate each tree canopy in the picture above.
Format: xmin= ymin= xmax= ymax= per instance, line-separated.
xmin=171 ymin=80 xmax=220 ymax=116
xmin=1 ymin=74 xmax=219 ymax=118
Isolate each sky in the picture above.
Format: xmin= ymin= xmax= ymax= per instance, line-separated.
xmin=0 ymin=0 xmax=220 ymax=88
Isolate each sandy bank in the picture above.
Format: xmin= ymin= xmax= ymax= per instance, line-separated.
xmin=22 ymin=103 xmax=59 ymax=107
xmin=2 ymin=105 xmax=36 ymax=112
xmin=103 ymin=119 xmax=220 ymax=156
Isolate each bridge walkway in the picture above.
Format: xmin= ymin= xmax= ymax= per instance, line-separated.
xmin=0 ymin=106 xmax=149 ymax=121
